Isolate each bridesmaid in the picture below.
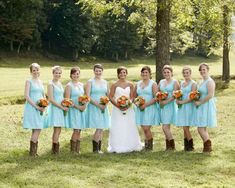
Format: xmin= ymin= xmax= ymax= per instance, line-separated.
xmin=193 ymin=63 xmax=217 ymax=152
xmin=64 ymin=67 xmax=87 ymax=154
xmin=134 ymin=66 xmax=160 ymax=151
xmin=175 ymin=66 xmax=197 ymax=151
xmin=47 ymin=66 xmax=68 ymax=154
xmin=158 ymin=65 xmax=179 ymax=150
xmin=23 ymin=63 xmax=45 ymax=156
xmin=86 ymin=64 xmax=110 ymax=153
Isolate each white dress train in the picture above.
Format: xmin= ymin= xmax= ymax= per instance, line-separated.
xmin=108 ymin=86 xmax=143 ymax=153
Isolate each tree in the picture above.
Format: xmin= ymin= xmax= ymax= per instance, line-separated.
xmin=155 ymin=0 xmax=171 ymax=82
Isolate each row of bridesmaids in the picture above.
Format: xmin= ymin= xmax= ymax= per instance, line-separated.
xmin=23 ymin=63 xmax=217 ymax=156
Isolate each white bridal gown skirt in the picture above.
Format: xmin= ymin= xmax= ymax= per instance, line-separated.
xmin=108 ymin=106 xmax=143 ymax=153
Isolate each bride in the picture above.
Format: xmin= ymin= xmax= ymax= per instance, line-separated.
xmin=108 ymin=66 xmax=143 ymax=153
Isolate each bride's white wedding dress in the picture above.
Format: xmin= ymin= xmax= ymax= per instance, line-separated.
xmin=108 ymin=86 xmax=143 ymax=153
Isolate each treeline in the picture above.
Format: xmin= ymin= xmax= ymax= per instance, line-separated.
xmin=0 ymin=0 xmax=231 ymax=61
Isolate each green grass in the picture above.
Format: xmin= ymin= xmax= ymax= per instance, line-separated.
xmin=0 ymin=53 xmax=235 ymax=187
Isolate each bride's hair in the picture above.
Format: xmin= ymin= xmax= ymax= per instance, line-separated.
xmin=117 ymin=66 xmax=128 ymax=78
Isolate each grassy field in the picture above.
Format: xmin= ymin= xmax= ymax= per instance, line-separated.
xmin=0 ymin=53 xmax=235 ymax=187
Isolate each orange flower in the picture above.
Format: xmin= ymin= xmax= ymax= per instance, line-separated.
xmin=155 ymin=91 xmax=168 ymax=102
xmin=61 ymin=98 xmax=73 ymax=107
xmin=37 ymin=98 xmax=49 ymax=115
xmin=78 ymin=95 xmax=90 ymax=105
xmin=173 ymin=90 xmax=183 ymax=99
xmin=100 ymin=96 xmax=109 ymax=105
xmin=189 ymin=91 xmax=200 ymax=101
xmin=116 ymin=95 xmax=131 ymax=115
xmin=134 ymin=96 xmax=145 ymax=107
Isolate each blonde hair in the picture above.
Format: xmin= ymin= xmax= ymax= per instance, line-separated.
xmin=162 ymin=65 xmax=173 ymax=76
xmin=52 ymin=65 xmax=62 ymax=74
xmin=198 ymin=63 xmax=209 ymax=71
xmin=29 ymin=63 xmax=40 ymax=72
xmin=182 ymin=66 xmax=192 ymax=74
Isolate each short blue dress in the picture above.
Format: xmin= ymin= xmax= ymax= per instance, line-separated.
xmin=159 ymin=79 xmax=177 ymax=125
xmin=175 ymin=80 xmax=196 ymax=126
xmin=66 ymin=81 xmax=86 ymax=129
xmin=46 ymin=81 xmax=66 ymax=127
xmin=135 ymin=80 xmax=160 ymax=126
xmin=86 ymin=78 xmax=110 ymax=129
xmin=23 ymin=79 xmax=45 ymax=129
xmin=193 ymin=77 xmax=217 ymax=127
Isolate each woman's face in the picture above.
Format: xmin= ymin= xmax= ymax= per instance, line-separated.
xmin=182 ymin=69 xmax=191 ymax=80
xmin=118 ymin=69 xmax=127 ymax=79
xmin=94 ymin=68 xmax=103 ymax=78
xmin=31 ymin=67 xmax=40 ymax=78
xmin=163 ymin=68 xmax=172 ymax=79
xmin=141 ymin=70 xmax=150 ymax=80
xmin=199 ymin=65 xmax=209 ymax=78
xmin=53 ymin=70 xmax=62 ymax=80
xmin=71 ymin=71 xmax=80 ymax=81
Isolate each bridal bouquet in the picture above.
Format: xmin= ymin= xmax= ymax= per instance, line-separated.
xmin=78 ymin=95 xmax=90 ymax=106
xmin=173 ymin=90 xmax=183 ymax=109
xmin=61 ymin=98 xmax=73 ymax=116
xmin=99 ymin=96 xmax=109 ymax=113
xmin=37 ymin=98 xmax=49 ymax=115
xmin=134 ymin=96 xmax=145 ymax=111
xmin=155 ymin=91 xmax=168 ymax=108
xmin=117 ymin=95 xmax=131 ymax=115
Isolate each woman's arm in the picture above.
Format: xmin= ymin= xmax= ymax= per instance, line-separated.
xmin=109 ymin=83 xmax=118 ymax=108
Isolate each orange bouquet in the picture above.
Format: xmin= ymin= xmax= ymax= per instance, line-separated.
xmin=116 ymin=95 xmax=131 ymax=115
xmin=61 ymin=98 xmax=73 ymax=116
xmin=37 ymin=98 xmax=49 ymax=115
xmin=173 ymin=90 xmax=183 ymax=108
xmin=155 ymin=91 xmax=168 ymax=108
xmin=99 ymin=96 xmax=109 ymax=113
xmin=134 ymin=96 xmax=145 ymax=111
xmin=189 ymin=90 xmax=200 ymax=108
xmin=78 ymin=95 xmax=90 ymax=106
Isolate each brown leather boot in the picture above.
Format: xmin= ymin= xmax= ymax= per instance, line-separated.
xmin=203 ymin=140 xmax=212 ymax=152
xmin=98 ymin=140 xmax=103 ymax=154
xmin=52 ymin=142 xmax=60 ymax=154
xmin=145 ymin=138 xmax=153 ymax=151
xmin=92 ymin=140 xmax=99 ymax=153
xmin=70 ymin=140 xmax=77 ymax=153
xmin=169 ymin=139 xmax=175 ymax=150
xmin=144 ymin=140 xmax=149 ymax=150
xmin=184 ymin=138 xmax=189 ymax=151
xmin=165 ymin=139 xmax=170 ymax=150
xmin=29 ymin=141 xmax=38 ymax=156
xmin=76 ymin=140 xmax=80 ymax=154
xmin=188 ymin=139 xmax=194 ymax=151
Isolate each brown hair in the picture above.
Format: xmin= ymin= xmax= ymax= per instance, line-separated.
xmin=117 ymin=66 xmax=128 ymax=79
xmin=182 ymin=66 xmax=192 ymax=74
xmin=93 ymin=64 xmax=103 ymax=71
xmin=52 ymin=65 xmax=62 ymax=74
xmin=70 ymin=67 xmax=80 ymax=79
xmin=29 ymin=63 xmax=40 ymax=72
xmin=198 ymin=63 xmax=209 ymax=71
xmin=141 ymin=66 xmax=152 ymax=79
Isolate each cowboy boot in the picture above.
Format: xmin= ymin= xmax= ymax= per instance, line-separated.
xmin=92 ymin=140 xmax=99 ymax=153
xmin=52 ymin=142 xmax=60 ymax=154
xmin=76 ymin=140 xmax=81 ymax=154
xmin=144 ymin=140 xmax=149 ymax=150
xmin=188 ymin=139 xmax=194 ymax=151
xmin=184 ymin=138 xmax=189 ymax=151
xmin=29 ymin=141 xmax=37 ymax=157
xmin=169 ymin=139 xmax=175 ymax=150
xmin=98 ymin=140 xmax=103 ymax=154
xmin=203 ymin=139 xmax=212 ymax=153
xmin=147 ymin=138 xmax=153 ymax=151
xmin=70 ymin=140 xmax=77 ymax=153
xmin=165 ymin=139 xmax=170 ymax=150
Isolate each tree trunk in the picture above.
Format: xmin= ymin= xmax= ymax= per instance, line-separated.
xmin=124 ymin=50 xmax=128 ymax=60
xmin=222 ymin=4 xmax=230 ymax=83
xmin=10 ymin=40 xmax=14 ymax=51
xmin=155 ymin=0 xmax=171 ymax=83
xmin=72 ymin=48 xmax=79 ymax=61
xmin=17 ymin=41 xmax=23 ymax=54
